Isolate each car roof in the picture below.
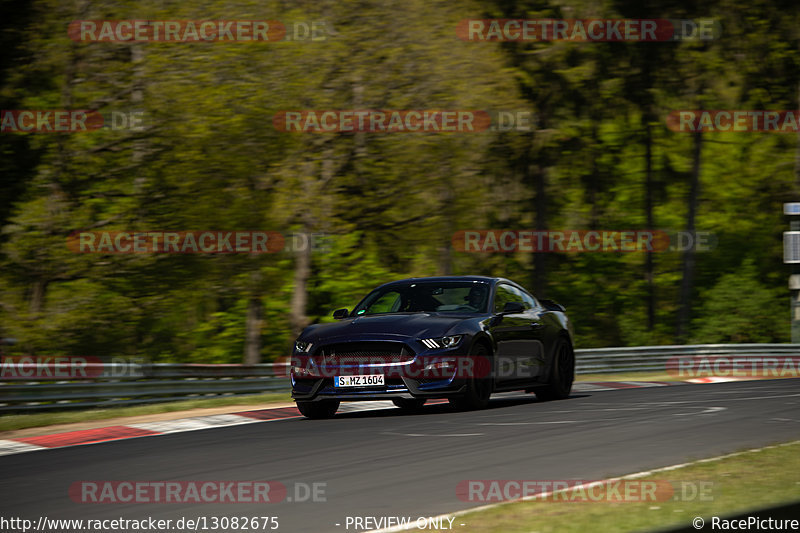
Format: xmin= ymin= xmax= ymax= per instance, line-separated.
xmin=375 ymin=275 xmax=523 ymax=290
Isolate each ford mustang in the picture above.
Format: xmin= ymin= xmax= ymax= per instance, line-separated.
xmin=290 ymin=276 xmax=574 ymax=418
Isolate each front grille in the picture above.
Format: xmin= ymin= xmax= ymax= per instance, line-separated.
xmin=416 ymin=377 xmax=450 ymax=384
xmin=313 ymin=342 xmax=414 ymax=365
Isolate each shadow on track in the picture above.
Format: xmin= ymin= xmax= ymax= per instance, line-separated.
xmin=329 ymin=393 xmax=591 ymax=420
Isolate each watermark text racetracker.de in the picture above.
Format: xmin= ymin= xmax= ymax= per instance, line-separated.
xmin=667 ymin=356 xmax=800 ymax=378
xmin=283 ymin=354 xmax=497 ymax=380
xmin=667 ymin=110 xmax=800 ymax=132
xmin=68 ymin=20 xmax=329 ymax=42
xmin=67 ymin=231 xmax=332 ymax=254
xmin=70 ymin=480 xmax=326 ymax=504
xmin=452 ymin=229 xmax=716 ymax=253
xmin=459 ymin=479 xmax=715 ymax=503
xmin=273 ymin=110 xmax=534 ymax=132
xmin=0 ymin=355 xmax=146 ymax=379
xmin=457 ymin=18 xmax=720 ymax=41
xmin=1 ymin=110 xmax=145 ymax=133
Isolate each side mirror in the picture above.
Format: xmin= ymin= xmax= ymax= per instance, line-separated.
xmin=540 ymin=299 xmax=566 ymax=312
xmin=333 ymin=308 xmax=350 ymax=319
xmin=500 ymin=301 xmax=525 ymax=314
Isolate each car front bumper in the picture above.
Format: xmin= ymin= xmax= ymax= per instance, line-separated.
xmin=291 ymin=374 xmax=467 ymax=401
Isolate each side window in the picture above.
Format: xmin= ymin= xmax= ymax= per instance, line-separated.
xmin=367 ymin=291 xmax=401 ymax=314
xmin=521 ymin=291 xmax=537 ymax=310
xmin=493 ymin=284 xmax=523 ymax=313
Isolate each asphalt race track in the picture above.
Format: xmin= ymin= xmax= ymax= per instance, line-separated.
xmin=2 ymin=379 xmax=799 ymax=533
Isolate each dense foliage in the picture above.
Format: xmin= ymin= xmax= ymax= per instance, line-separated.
xmin=1 ymin=0 xmax=797 ymax=362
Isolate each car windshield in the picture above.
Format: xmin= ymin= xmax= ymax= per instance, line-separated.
xmin=352 ymin=281 xmax=490 ymax=315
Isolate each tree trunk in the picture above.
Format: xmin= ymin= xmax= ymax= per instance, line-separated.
xmin=533 ymin=160 xmax=548 ymax=298
xmin=676 ymin=126 xmax=703 ymax=341
xmin=289 ymin=235 xmax=312 ymax=341
xmin=287 ymin=146 xmax=333 ymax=346
xmin=243 ymin=296 xmax=263 ymax=365
xmin=438 ymin=174 xmax=454 ymax=275
xmin=644 ymin=119 xmax=655 ymax=330
xmin=438 ymin=234 xmax=453 ymax=275
xmin=130 ymin=44 xmax=145 ymax=174
xmin=29 ymin=278 xmax=49 ymax=315
xmin=588 ymin=121 xmax=599 ymax=229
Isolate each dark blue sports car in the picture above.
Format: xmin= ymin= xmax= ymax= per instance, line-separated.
xmin=290 ymin=275 xmax=574 ymax=418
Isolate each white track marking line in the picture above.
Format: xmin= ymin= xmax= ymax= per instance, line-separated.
xmin=0 ymin=403 xmax=395 ymax=457
xmin=0 ymin=440 xmax=47 ymax=457
xmin=673 ymin=406 xmax=727 ymax=416
xmin=129 ymin=414 xmax=261 ymax=434
xmin=477 ymin=420 xmax=580 ymax=425
xmin=339 ymin=401 xmax=395 ymax=413
xmin=634 ymin=393 xmax=800 ymax=406
xmin=381 ymin=432 xmax=484 ymax=437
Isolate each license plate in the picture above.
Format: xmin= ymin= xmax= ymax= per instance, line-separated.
xmin=335 ymin=375 xmax=385 ymax=387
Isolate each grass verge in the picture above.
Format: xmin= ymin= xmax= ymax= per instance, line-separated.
xmin=0 ymin=392 xmax=291 ymax=432
xmin=458 ymin=441 xmax=800 ymax=532
xmin=575 ymin=371 xmax=684 ymax=382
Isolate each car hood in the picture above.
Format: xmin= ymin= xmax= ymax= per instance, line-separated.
xmin=300 ymin=313 xmax=470 ymax=342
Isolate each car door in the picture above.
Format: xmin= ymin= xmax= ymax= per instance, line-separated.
xmin=519 ymin=290 xmax=548 ymax=384
xmin=490 ymin=283 xmax=536 ymax=386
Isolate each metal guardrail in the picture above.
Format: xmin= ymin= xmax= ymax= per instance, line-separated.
xmin=1 ymin=344 xmax=799 ymax=413
xmin=574 ymin=343 xmax=800 ymax=374
xmin=0 ymin=362 xmax=290 ymax=414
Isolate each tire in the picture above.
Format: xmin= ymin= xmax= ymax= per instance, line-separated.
xmin=391 ymin=398 xmax=427 ymax=411
xmin=296 ymin=400 xmax=340 ymax=419
xmin=449 ymin=342 xmax=493 ymax=410
xmin=536 ymin=337 xmax=574 ymax=401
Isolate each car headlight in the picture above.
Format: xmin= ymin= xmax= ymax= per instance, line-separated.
xmin=295 ymin=341 xmax=313 ymax=353
xmin=420 ymin=335 xmax=463 ymax=349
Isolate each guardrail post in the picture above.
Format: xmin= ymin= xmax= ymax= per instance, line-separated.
xmin=784 ymin=202 xmax=800 ymax=343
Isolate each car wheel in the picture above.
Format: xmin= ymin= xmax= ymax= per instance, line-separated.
xmin=391 ymin=398 xmax=427 ymax=411
xmin=536 ymin=337 xmax=574 ymax=401
xmin=449 ymin=342 xmax=493 ymax=410
xmin=296 ymin=400 xmax=340 ymax=419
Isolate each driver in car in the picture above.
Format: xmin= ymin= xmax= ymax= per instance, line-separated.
xmin=464 ymin=284 xmax=488 ymax=311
